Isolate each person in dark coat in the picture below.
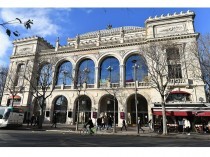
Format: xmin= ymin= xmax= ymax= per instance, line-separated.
xmin=107 ymin=116 xmax=113 ymax=130
xmin=96 ymin=117 xmax=102 ymax=131
xmin=138 ymin=117 xmax=145 ymax=133
xmin=51 ymin=112 xmax=57 ymax=128
xmin=121 ymin=119 xmax=127 ymax=131
xmin=30 ymin=114 xmax=35 ymax=126
xmin=86 ymin=118 xmax=94 ymax=134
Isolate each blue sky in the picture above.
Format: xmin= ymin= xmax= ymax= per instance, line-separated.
xmin=0 ymin=8 xmax=210 ymax=66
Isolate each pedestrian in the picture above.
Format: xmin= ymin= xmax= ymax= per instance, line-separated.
xmin=148 ymin=119 xmax=153 ymax=132
xmin=96 ymin=117 xmax=102 ymax=131
xmin=31 ymin=114 xmax=35 ymax=126
xmin=86 ymin=117 xmax=94 ymax=134
xmin=183 ymin=118 xmax=191 ymax=135
xmin=138 ymin=117 xmax=145 ymax=133
xmin=107 ymin=116 xmax=113 ymax=130
xmin=101 ymin=116 xmax=105 ymax=129
xmin=104 ymin=116 xmax=108 ymax=129
xmin=51 ymin=112 xmax=57 ymax=128
xmin=34 ymin=115 xmax=40 ymax=127
xmin=121 ymin=119 xmax=127 ymax=131
xmin=178 ymin=118 xmax=183 ymax=133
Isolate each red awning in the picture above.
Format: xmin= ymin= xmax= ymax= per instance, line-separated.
xmin=9 ymin=95 xmax=21 ymax=99
xmin=153 ymin=111 xmax=210 ymax=117
xmin=170 ymin=91 xmax=190 ymax=94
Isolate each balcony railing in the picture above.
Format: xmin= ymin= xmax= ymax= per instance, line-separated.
xmin=125 ymin=81 xmax=150 ymax=88
xmin=99 ymin=82 xmax=120 ymax=88
xmin=168 ymin=78 xmax=189 ymax=86
xmin=63 ymin=85 xmax=72 ymax=89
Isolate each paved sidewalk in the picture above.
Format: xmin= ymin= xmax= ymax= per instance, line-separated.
xmin=18 ymin=123 xmax=210 ymax=140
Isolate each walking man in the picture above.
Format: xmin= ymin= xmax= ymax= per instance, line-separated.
xmin=31 ymin=114 xmax=35 ymax=126
xmin=121 ymin=119 xmax=127 ymax=131
xmin=51 ymin=112 xmax=57 ymax=128
xmin=138 ymin=117 xmax=145 ymax=133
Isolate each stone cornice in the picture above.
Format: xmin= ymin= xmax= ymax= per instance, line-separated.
xmin=10 ymin=33 xmax=199 ymax=59
xmin=13 ymin=35 xmax=54 ymax=49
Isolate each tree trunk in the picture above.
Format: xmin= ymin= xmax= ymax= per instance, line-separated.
xmin=161 ymin=96 xmax=168 ymax=135
xmin=38 ymin=98 xmax=45 ymax=129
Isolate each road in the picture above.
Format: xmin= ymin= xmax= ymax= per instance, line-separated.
xmin=0 ymin=129 xmax=210 ymax=147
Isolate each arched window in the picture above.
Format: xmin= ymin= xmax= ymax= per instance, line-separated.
xmin=15 ymin=64 xmax=25 ymax=86
xmin=125 ymin=54 xmax=148 ymax=82
xmin=38 ymin=63 xmax=52 ymax=86
xmin=54 ymin=96 xmax=68 ymax=111
xmin=77 ymin=59 xmax=95 ymax=85
xmin=56 ymin=61 xmax=72 ymax=85
xmin=100 ymin=57 xmax=120 ymax=84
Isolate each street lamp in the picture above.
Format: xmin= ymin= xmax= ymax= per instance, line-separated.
xmin=83 ymin=68 xmax=90 ymax=87
xmin=132 ymin=59 xmax=139 ymax=134
xmin=107 ymin=96 xmax=117 ymax=133
xmin=61 ymin=70 xmax=68 ymax=86
xmin=106 ymin=66 xmax=113 ymax=84
xmin=81 ymin=100 xmax=86 ymax=124
xmin=106 ymin=65 xmax=116 ymax=133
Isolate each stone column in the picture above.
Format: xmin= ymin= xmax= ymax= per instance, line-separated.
xmin=95 ymin=66 xmax=99 ymax=88
xmin=119 ymin=64 xmax=125 ymax=87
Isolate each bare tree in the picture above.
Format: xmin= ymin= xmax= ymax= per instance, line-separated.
xmin=142 ymin=41 xmax=187 ymax=135
xmin=0 ymin=65 xmax=8 ymax=104
xmin=23 ymin=55 xmax=58 ymax=128
xmin=190 ymin=34 xmax=210 ymax=102
xmin=100 ymin=67 xmax=121 ymax=133
xmin=0 ymin=18 xmax=33 ymax=37
xmin=2 ymin=64 xmax=26 ymax=107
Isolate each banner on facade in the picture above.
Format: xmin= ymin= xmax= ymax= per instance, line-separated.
xmin=120 ymin=112 xmax=125 ymax=119
xmin=93 ymin=112 xmax=97 ymax=118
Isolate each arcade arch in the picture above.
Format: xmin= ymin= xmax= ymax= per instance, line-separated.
xmin=126 ymin=94 xmax=148 ymax=126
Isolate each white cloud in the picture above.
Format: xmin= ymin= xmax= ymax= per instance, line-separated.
xmin=0 ymin=8 xmax=64 ymax=65
xmin=0 ymin=8 xmax=60 ymax=37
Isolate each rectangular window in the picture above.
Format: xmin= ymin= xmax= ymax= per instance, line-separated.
xmin=166 ymin=48 xmax=180 ymax=61
xmin=168 ymin=64 xmax=182 ymax=79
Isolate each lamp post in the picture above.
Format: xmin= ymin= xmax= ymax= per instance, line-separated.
xmin=81 ymin=99 xmax=86 ymax=124
xmin=83 ymin=68 xmax=90 ymax=88
xmin=61 ymin=70 xmax=68 ymax=86
xmin=75 ymin=72 xmax=82 ymax=131
xmin=132 ymin=59 xmax=139 ymax=134
xmin=106 ymin=65 xmax=116 ymax=133
xmin=106 ymin=66 xmax=113 ymax=84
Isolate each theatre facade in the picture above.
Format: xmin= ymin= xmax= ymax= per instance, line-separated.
xmin=1 ymin=10 xmax=209 ymax=127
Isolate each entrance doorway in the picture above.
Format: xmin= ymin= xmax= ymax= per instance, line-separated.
xmin=127 ymin=94 xmax=148 ymax=126
xmin=99 ymin=94 xmax=118 ymax=124
xmin=75 ymin=95 xmax=91 ymax=124
xmin=54 ymin=96 xmax=67 ymax=123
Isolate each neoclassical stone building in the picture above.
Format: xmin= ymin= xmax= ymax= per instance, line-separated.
xmin=1 ymin=10 xmax=208 ymax=127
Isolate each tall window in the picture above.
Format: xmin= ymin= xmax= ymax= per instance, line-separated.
xmin=38 ymin=64 xmax=52 ymax=86
xmin=15 ymin=64 xmax=25 ymax=86
xmin=77 ymin=59 xmax=95 ymax=85
xmin=100 ymin=57 xmax=120 ymax=83
xmin=54 ymin=96 xmax=67 ymax=111
xmin=125 ymin=54 xmax=148 ymax=82
xmin=167 ymin=48 xmax=182 ymax=79
xmin=56 ymin=61 xmax=72 ymax=85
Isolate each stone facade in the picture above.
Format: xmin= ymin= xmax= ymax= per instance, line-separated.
xmin=1 ymin=11 xmax=207 ymax=126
